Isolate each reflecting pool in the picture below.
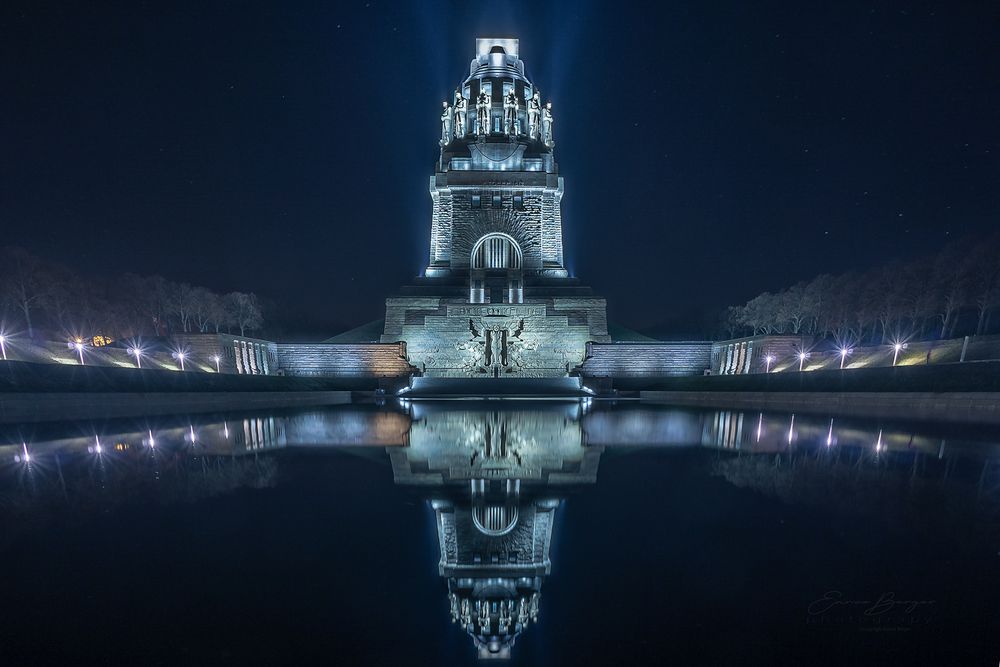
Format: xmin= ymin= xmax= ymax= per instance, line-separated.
xmin=1 ymin=400 xmax=998 ymax=664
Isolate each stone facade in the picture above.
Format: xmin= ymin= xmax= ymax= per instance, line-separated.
xmin=382 ymin=38 xmax=609 ymax=378
xmin=383 ymin=297 xmax=608 ymax=377
xmin=275 ymin=342 xmax=413 ymax=377
xmin=578 ymin=341 xmax=713 ymax=377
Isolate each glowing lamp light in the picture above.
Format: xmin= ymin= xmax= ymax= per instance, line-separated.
xmin=128 ymin=346 xmax=143 ymax=368
xmin=212 ymin=355 xmax=221 ymax=373
xmin=764 ymin=354 xmax=775 ymax=373
xmin=72 ymin=339 xmax=86 ymax=365
xmin=0 ymin=333 xmax=7 ymax=360
xmin=173 ymin=351 xmax=187 ymax=371
xmin=891 ymin=341 xmax=907 ymax=367
xmin=797 ymin=351 xmax=808 ymax=372
xmin=838 ymin=347 xmax=852 ymax=369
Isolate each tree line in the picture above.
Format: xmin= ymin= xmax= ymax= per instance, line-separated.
xmin=0 ymin=246 xmax=264 ymax=340
xmin=721 ymin=234 xmax=1000 ymax=344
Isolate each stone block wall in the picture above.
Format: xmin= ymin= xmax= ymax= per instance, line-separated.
xmin=577 ymin=342 xmax=713 ymax=377
xmin=275 ymin=342 xmax=414 ymax=377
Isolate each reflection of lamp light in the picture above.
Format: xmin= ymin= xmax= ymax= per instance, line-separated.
xmin=765 ymin=354 xmax=775 ymax=373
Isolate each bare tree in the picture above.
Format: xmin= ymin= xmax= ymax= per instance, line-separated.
xmin=0 ymin=247 xmax=54 ymax=337
xmin=224 ymin=292 xmax=263 ymax=336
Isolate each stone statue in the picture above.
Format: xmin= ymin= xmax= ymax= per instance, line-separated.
xmin=527 ymin=92 xmax=541 ymax=140
xmin=490 ymin=328 xmax=504 ymax=367
xmin=440 ymin=100 xmax=452 ymax=146
xmin=478 ymin=600 xmax=491 ymax=632
xmin=503 ymin=89 xmax=519 ymax=136
xmin=476 ymin=90 xmax=491 ymax=136
xmin=453 ymin=89 xmax=467 ymax=138
xmin=541 ymin=101 xmax=554 ymax=147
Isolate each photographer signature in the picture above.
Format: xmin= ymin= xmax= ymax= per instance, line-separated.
xmin=808 ymin=590 xmax=935 ymax=616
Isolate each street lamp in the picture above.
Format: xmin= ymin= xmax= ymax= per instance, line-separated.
xmin=891 ymin=341 xmax=906 ymax=367
xmin=797 ymin=351 xmax=808 ymax=372
xmin=764 ymin=354 xmax=775 ymax=373
xmin=72 ymin=339 xmax=85 ymax=365
xmin=212 ymin=355 xmax=221 ymax=373
xmin=128 ymin=346 xmax=143 ymax=368
xmin=173 ymin=351 xmax=187 ymax=371
xmin=0 ymin=333 xmax=7 ymax=361
xmin=839 ymin=347 xmax=852 ymax=369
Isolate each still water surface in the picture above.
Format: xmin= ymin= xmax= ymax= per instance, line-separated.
xmin=1 ymin=400 xmax=998 ymax=665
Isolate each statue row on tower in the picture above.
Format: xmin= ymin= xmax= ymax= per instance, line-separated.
xmin=441 ymin=88 xmax=554 ymax=147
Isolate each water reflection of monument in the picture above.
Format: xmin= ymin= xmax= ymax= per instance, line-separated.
xmin=391 ymin=402 xmax=602 ymax=659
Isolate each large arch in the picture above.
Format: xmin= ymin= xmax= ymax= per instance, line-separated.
xmin=471 ymin=232 xmax=523 ymax=270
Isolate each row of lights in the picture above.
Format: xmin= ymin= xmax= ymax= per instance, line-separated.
xmin=12 ymin=422 xmax=237 ymax=465
xmin=0 ymin=332 xmax=224 ymax=372
xmin=763 ymin=342 xmax=908 ymax=373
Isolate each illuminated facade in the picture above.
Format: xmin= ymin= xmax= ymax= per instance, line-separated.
xmin=381 ymin=38 xmax=610 ymax=378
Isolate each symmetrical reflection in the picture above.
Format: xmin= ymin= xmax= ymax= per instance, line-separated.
xmin=1 ymin=402 xmax=999 ymax=659
xmin=394 ymin=402 xmax=600 ymax=658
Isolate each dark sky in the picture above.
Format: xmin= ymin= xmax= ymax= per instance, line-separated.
xmin=2 ymin=1 xmax=998 ymax=339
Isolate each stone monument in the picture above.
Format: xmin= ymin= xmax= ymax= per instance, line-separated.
xmin=381 ymin=38 xmax=609 ymax=378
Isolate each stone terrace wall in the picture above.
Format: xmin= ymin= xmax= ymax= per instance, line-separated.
xmin=275 ymin=343 xmax=414 ymax=377
xmin=577 ymin=342 xmax=713 ymax=377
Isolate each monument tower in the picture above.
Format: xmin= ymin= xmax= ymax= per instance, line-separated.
xmin=381 ymin=38 xmax=610 ymax=377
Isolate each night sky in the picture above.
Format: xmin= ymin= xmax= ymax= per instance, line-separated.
xmin=2 ymin=1 xmax=997 ymax=339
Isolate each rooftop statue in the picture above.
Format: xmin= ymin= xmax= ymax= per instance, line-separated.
xmin=453 ymin=89 xmax=467 ymax=138
xmin=504 ymin=89 xmax=519 ymax=137
xmin=476 ymin=90 xmax=491 ymax=136
xmin=440 ymin=101 xmax=452 ymax=146
xmin=541 ymin=101 xmax=554 ymax=147
xmin=527 ymin=92 xmax=541 ymax=140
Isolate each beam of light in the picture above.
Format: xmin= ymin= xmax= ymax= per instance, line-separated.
xmin=212 ymin=355 xmax=221 ymax=373
xmin=223 ymin=421 xmax=230 ymax=439
xmin=0 ymin=333 xmax=7 ymax=360
xmin=188 ymin=425 xmax=196 ymax=444
xmin=797 ymin=351 xmax=808 ymax=372
xmin=787 ymin=414 xmax=795 ymax=446
xmin=765 ymin=355 xmax=775 ymax=373
xmin=128 ymin=346 xmax=144 ymax=368
xmin=874 ymin=428 xmax=884 ymax=453
xmin=147 ymin=429 xmax=156 ymax=449
xmin=826 ymin=418 xmax=834 ymax=447
xmin=90 ymin=435 xmax=103 ymax=454
xmin=756 ymin=412 xmax=763 ymax=443
xmin=838 ymin=347 xmax=852 ymax=369
xmin=73 ymin=340 xmax=85 ymax=365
